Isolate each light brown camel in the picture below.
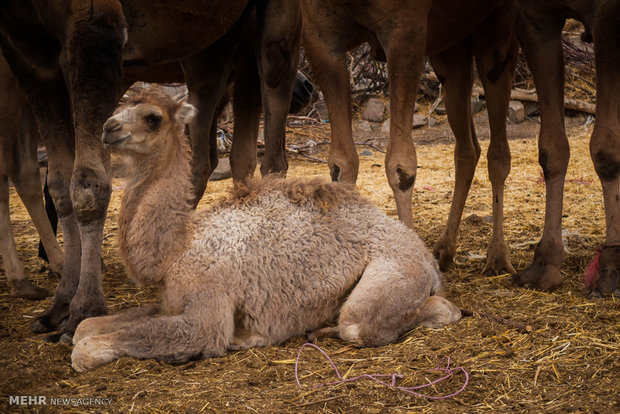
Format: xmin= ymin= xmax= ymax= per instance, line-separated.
xmin=70 ymin=88 xmax=461 ymax=372
xmin=0 ymin=0 xmax=301 ymax=340
xmin=0 ymin=54 xmax=63 ymax=300
xmin=302 ymin=0 xmax=518 ymax=275
xmin=513 ymin=0 xmax=620 ymax=296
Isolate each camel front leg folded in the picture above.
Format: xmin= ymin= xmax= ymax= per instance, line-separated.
xmin=71 ymin=301 xmax=235 ymax=372
xmin=72 ymin=304 xmax=161 ymax=345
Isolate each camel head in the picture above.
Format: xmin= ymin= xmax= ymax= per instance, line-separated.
xmin=102 ymin=87 xmax=196 ymax=157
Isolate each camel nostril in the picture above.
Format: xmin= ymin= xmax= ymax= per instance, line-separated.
xmin=103 ymin=118 xmax=122 ymax=133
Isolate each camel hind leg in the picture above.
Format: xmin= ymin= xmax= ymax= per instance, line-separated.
xmin=410 ymin=296 xmax=463 ymax=329
xmin=313 ymin=258 xmax=460 ymax=347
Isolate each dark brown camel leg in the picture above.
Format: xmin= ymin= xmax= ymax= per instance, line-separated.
xmin=379 ymin=2 xmax=431 ymax=228
xmin=0 ymin=64 xmax=54 ymax=299
xmin=183 ymin=32 xmax=244 ymax=207
xmin=301 ymin=15 xmax=359 ymax=184
xmin=474 ymin=11 xmax=518 ymax=276
xmin=0 ymin=169 xmax=50 ymax=300
xmin=10 ymin=109 xmax=64 ymax=278
xmin=257 ymin=0 xmax=302 ymax=176
xmin=431 ymin=39 xmax=481 ymax=271
xmin=55 ymin=6 xmax=127 ymax=341
xmin=513 ymin=13 xmax=567 ymax=291
xmin=231 ymin=50 xmax=262 ymax=183
xmin=0 ymin=35 xmax=86 ymax=332
xmin=588 ymin=2 xmax=620 ymax=297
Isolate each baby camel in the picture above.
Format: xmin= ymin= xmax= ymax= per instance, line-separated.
xmin=71 ymin=88 xmax=460 ymax=372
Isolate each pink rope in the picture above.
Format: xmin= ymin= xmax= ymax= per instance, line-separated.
xmin=294 ymin=342 xmax=469 ymax=400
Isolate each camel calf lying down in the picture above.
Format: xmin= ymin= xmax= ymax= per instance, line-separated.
xmin=71 ymin=88 xmax=460 ymax=372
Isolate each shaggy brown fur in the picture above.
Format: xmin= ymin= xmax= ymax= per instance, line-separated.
xmin=70 ymin=89 xmax=461 ymax=372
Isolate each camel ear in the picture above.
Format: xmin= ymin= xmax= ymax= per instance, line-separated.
xmin=175 ymin=102 xmax=197 ymax=124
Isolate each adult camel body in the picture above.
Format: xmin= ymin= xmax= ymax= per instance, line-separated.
xmin=0 ymin=0 xmax=301 ymax=340
xmin=302 ymin=0 xmax=519 ymax=275
xmin=514 ymin=0 xmax=620 ymax=296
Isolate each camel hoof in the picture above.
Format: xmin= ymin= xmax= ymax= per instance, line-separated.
xmin=32 ymin=319 xmax=55 ymax=334
xmin=433 ymin=244 xmax=455 ymax=272
xmin=482 ymin=265 xmax=515 ymax=277
xmin=59 ymin=332 xmax=74 ymax=344
xmin=513 ymin=264 xmax=562 ymax=291
xmin=11 ymin=279 xmax=50 ymax=301
xmin=595 ymin=247 xmax=620 ymax=295
xmin=45 ymin=332 xmax=63 ymax=343
xmin=587 ymin=290 xmax=602 ymax=299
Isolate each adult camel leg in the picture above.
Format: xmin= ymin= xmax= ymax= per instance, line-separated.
xmin=474 ymin=13 xmax=518 ymax=276
xmin=11 ymin=109 xmax=64 ymax=277
xmin=183 ymin=31 xmax=244 ymax=207
xmin=588 ymin=3 xmax=620 ymax=297
xmin=379 ymin=2 xmax=431 ymax=228
xmin=513 ymin=13 xmax=566 ymax=291
xmin=0 ymin=169 xmax=49 ymax=299
xmin=57 ymin=4 xmax=127 ymax=341
xmin=302 ymin=26 xmax=358 ymax=183
xmin=256 ymin=0 xmax=302 ymax=176
xmin=0 ymin=87 xmax=48 ymax=298
xmin=431 ymin=40 xmax=481 ymax=271
xmin=230 ymin=47 xmax=262 ymax=183
xmin=0 ymin=42 xmax=83 ymax=332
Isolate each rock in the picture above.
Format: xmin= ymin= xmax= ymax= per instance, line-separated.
xmin=362 ymin=98 xmax=386 ymax=122
xmin=508 ymin=100 xmax=525 ymax=123
xmin=427 ymin=116 xmax=440 ymax=127
xmin=360 ymin=149 xmax=373 ymax=156
xmin=471 ymin=99 xmax=484 ymax=115
xmin=412 ymin=114 xmax=426 ymax=129
xmin=209 ymin=157 xmax=232 ymax=181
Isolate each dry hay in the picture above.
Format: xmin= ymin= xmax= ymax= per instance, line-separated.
xmin=0 ymin=118 xmax=618 ymax=413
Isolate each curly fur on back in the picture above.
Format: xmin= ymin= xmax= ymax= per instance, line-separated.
xmin=223 ymin=177 xmax=364 ymax=213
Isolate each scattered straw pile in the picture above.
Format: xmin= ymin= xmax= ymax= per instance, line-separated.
xmin=0 ymin=118 xmax=617 ymax=413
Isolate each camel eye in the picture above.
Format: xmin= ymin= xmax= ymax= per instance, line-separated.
xmin=145 ymin=113 xmax=162 ymax=129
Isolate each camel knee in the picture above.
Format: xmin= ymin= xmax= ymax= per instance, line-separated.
xmin=389 ymin=165 xmax=417 ymax=193
xmin=70 ymin=167 xmax=111 ymax=223
xmin=538 ymin=133 xmax=569 ymax=180
xmin=263 ymin=41 xmax=294 ymax=88
xmin=46 ymin=172 xmax=73 ymax=217
xmin=591 ymin=127 xmax=620 ymax=182
xmin=487 ymin=142 xmax=511 ymax=182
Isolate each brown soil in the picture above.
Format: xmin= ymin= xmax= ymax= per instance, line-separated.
xmin=1 ymin=113 xmax=617 ymax=413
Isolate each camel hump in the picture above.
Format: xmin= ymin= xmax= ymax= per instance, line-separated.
xmin=230 ymin=177 xmax=366 ymax=213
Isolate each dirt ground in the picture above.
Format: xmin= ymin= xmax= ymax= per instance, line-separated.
xmin=1 ymin=109 xmax=618 ymax=413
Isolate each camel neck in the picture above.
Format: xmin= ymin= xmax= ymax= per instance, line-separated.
xmin=118 ymin=135 xmax=194 ymax=285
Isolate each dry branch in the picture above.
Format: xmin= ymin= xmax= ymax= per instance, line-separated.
xmin=474 ymin=87 xmax=596 ymax=115
xmin=460 ymin=308 xmax=533 ymax=334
